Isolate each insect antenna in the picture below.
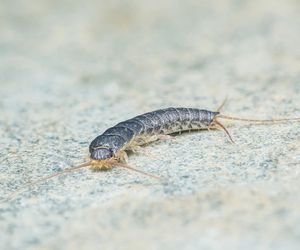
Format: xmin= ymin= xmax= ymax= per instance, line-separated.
xmin=217 ymin=114 xmax=300 ymax=124
xmin=114 ymin=162 xmax=162 ymax=180
xmin=2 ymin=161 xmax=91 ymax=203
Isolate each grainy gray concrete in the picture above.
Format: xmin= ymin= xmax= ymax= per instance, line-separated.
xmin=0 ymin=0 xmax=300 ymax=249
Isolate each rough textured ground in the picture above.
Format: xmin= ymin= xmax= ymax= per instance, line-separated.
xmin=0 ymin=0 xmax=300 ymax=249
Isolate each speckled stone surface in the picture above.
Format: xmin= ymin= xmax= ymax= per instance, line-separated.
xmin=0 ymin=1 xmax=300 ymax=249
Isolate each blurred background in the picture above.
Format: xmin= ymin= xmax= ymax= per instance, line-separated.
xmin=1 ymin=0 xmax=300 ymax=249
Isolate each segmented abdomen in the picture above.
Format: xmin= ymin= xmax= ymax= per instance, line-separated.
xmin=89 ymin=108 xmax=219 ymax=154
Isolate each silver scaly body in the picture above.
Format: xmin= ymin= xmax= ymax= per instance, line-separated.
xmin=89 ymin=108 xmax=219 ymax=160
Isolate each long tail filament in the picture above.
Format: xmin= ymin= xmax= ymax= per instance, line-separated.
xmin=217 ymin=114 xmax=300 ymax=124
xmin=213 ymin=119 xmax=234 ymax=143
xmin=213 ymin=113 xmax=300 ymax=143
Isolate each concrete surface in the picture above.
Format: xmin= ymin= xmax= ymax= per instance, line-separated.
xmin=0 ymin=0 xmax=300 ymax=249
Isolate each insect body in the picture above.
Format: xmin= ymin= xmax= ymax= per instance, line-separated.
xmin=89 ymin=108 xmax=220 ymax=170
xmin=3 ymin=106 xmax=300 ymax=202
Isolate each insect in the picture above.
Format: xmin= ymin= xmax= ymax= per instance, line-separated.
xmin=3 ymin=105 xmax=300 ymax=202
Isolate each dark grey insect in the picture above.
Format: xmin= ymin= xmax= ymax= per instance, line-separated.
xmin=88 ymin=107 xmax=299 ymax=174
xmin=89 ymin=108 xmax=222 ymax=171
xmin=4 ymin=105 xmax=300 ymax=202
